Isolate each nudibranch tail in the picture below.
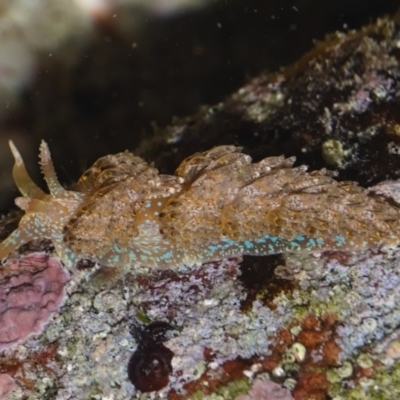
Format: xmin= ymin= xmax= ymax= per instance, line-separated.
xmin=9 ymin=140 xmax=46 ymax=198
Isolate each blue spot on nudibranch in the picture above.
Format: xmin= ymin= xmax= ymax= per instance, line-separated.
xmin=268 ymin=244 xmax=275 ymax=252
xmin=307 ymin=238 xmax=316 ymax=248
xmin=160 ymin=251 xmax=173 ymax=260
xmin=290 ymin=241 xmax=300 ymax=249
xmin=128 ymin=251 xmax=137 ymax=261
xmin=207 ymin=245 xmax=220 ymax=253
xmin=335 ymin=235 xmax=346 ymax=246
xmin=221 ymin=238 xmax=236 ymax=246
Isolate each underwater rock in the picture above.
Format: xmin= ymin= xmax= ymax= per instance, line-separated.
xmin=235 ymin=378 xmax=294 ymax=400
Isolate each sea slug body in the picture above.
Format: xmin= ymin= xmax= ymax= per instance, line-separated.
xmin=0 ymin=141 xmax=399 ymax=270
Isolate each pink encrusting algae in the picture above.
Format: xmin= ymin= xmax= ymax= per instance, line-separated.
xmin=0 ymin=252 xmax=69 ymax=352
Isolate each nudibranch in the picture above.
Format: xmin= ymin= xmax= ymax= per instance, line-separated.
xmin=0 ymin=141 xmax=399 ymax=270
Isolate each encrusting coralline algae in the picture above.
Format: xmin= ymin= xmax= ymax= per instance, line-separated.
xmin=0 ymin=253 xmax=69 ymax=352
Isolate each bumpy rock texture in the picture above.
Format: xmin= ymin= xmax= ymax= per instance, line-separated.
xmin=235 ymin=378 xmax=294 ymax=400
xmin=146 ymin=10 xmax=400 ymax=189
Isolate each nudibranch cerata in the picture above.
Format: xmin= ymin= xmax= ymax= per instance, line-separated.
xmin=0 ymin=141 xmax=399 ymax=270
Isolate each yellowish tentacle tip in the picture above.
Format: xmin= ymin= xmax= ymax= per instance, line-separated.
xmin=8 ymin=140 xmax=23 ymax=166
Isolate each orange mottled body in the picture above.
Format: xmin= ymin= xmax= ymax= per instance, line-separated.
xmin=0 ymin=142 xmax=399 ymax=270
